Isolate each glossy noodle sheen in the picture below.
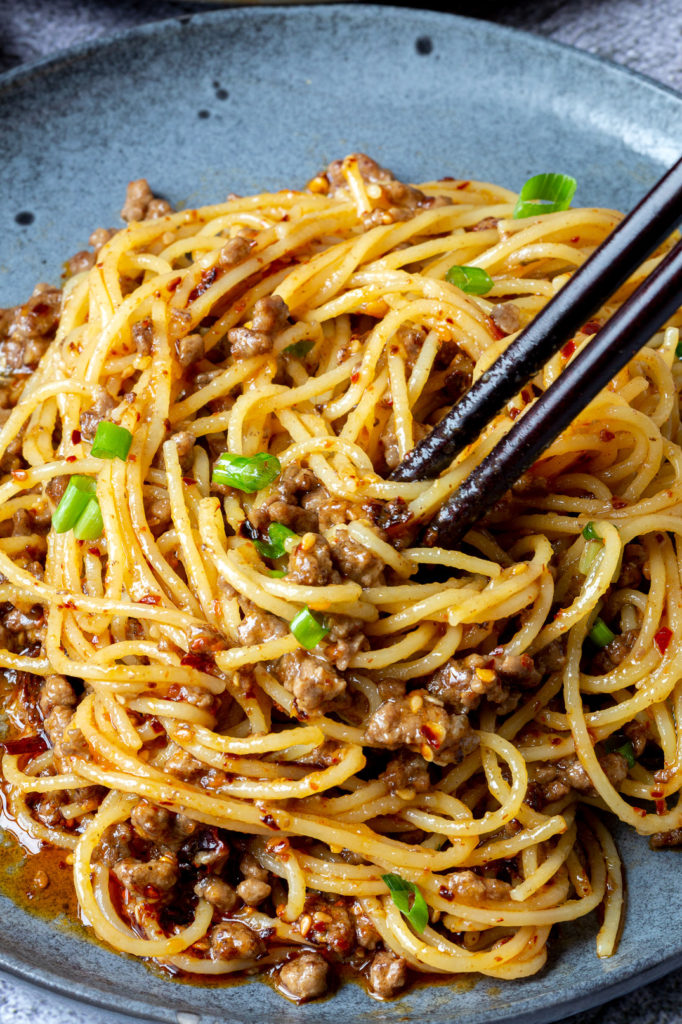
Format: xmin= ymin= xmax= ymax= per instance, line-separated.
xmin=1 ymin=154 xmax=681 ymax=1002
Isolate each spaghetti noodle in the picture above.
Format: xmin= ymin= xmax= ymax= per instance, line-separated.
xmin=1 ymin=153 xmax=681 ymax=1001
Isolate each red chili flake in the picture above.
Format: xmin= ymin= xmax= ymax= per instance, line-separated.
xmin=420 ymin=724 xmax=441 ymax=748
xmin=600 ymin=429 xmax=615 ymax=442
xmin=633 ymin=807 xmax=647 ymax=817
xmin=71 ymin=429 xmax=81 ymax=444
xmin=350 ymin=369 xmax=360 ymax=384
xmin=456 ymin=180 xmax=470 ymax=190
xmin=550 ymin=737 xmax=562 ymax=746
xmin=651 ymin=789 xmax=663 ymax=798
xmin=189 ymin=266 xmax=218 ymax=302
xmin=521 ymin=388 xmax=532 ymax=404
xmin=182 ymin=477 xmax=196 ymax=486
xmin=561 ymin=339 xmax=576 ymax=359
xmin=656 ymin=798 xmax=667 ymax=816
xmin=139 ymin=593 xmax=161 ymax=605
xmin=260 ymin=812 xmax=280 ymax=831
xmin=11 ymin=470 xmax=27 ymax=481
xmin=509 ymin=406 xmax=520 ymax=420
xmin=582 ymin=320 xmax=600 ymax=335
xmin=180 ymin=652 xmax=215 ymax=673
xmin=488 ymin=316 xmax=506 ymax=340
xmin=438 ymin=885 xmax=455 ymax=901
xmin=88 ymin=547 xmax=101 ymax=557
xmin=1 ymin=735 xmax=48 ymax=756
xmin=66 ymin=455 xmax=77 ymax=464
xmin=611 ymin=496 xmax=628 ymax=509
xmin=570 ymin=236 xmax=580 ymax=244
xmin=166 ymin=276 xmax=182 ymax=292
xmin=266 ymin=838 xmax=290 ymax=856
xmin=654 ymin=626 xmax=673 ymax=655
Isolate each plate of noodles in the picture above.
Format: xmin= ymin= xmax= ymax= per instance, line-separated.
xmin=2 ymin=5 xmax=682 ymax=1024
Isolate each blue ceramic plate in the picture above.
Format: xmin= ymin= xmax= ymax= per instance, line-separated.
xmin=1 ymin=6 xmax=682 ymax=1023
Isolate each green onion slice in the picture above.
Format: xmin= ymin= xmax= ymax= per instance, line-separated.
xmin=513 ymin=173 xmax=577 ymax=219
xmin=90 ymin=421 xmax=133 ymax=461
xmin=381 ymin=873 xmax=429 ymax=933
xmin=579 ymin=538 xmax=603 ymax=575
xmin=212 ymin=452 xmax=281 ymax=493
xmin=445 ymin=265 xmax=494 ymax=295
xmin=589 ymin=617 xmax=616 ymax=649
xmin=52 ymin=476 xmax=96 ymax=533
xmin=268 ymin=569 xmax=287 ymax=578
xmin=284 ymin=339 xmax=315 ymax=358
xmin=290 ymin=605 xmax=329 ymax=650
xmin=253 ymin=523 xmax=299 ymax=559
xmin=582 ymin=522 xmax=600 ymax=541
xmin=616 ymin=740 xmax=635 ymax=769
xmin=72 ymin=497 xmax=104 ymax=541
xmin=676 ymin=339 xmax=682 ymax=359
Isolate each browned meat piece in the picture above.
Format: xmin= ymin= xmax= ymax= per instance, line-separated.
xmin=218 ymin=236 xmax=253 ymax=268
xmin=164 ymin=743 xmax=205 ymax=781
xmin=80 ymin=387 xmax=117 ymax=440
xmin=323 ymin=614 xmax=367 ymax=671
xmin=46 ymin=475 xmax=69 ymax=507
xmin=65 ymin=250 xmax=95 ymax=277
xmin=112 ymin=855 xmax=178 ymax=893
xmin=491 ymin=303 xmax=521 ymax=335
xmin=368 ymin=951 xmax=408 ymax=998
xmin=616 ymin=543 xmax=649 ymax=588
xmin=132 ymin=318 xmax=153 ymax=355
xmin=466 ymin=216 xmax=499 ymax=233
xmin=623 ymin=718 xmax=649 ymax=758
xmin=249 ymin=464 xmax=320 ymax=534
xmin=89 ymin=227 xmax=116 ymax=253
xmin=443 ymin=870 xmax=510 ymax=903
xmin=239 ymin=852 xmax=269 ymax=880
xmin=302 ymin=486 xmax=356 ymax=531
xmin=120 ymin=179 xmax=171 ymax=222
xmin=38 ymin=675 xmax=76 ymax=716
xmin=175 ymin=332 xmax=204 ymax=368
xmin=228 ymin=326 xmax=273 ymax=359
xmin=279 ymin=952 xmax=328 ymax=1001
xmin=237 ymin=602 xmax=287 ymax=645
xmin=169 ymin=430 xmax=195 ymax=472
xmin=194 ymin=876 xmax=238 ymax=912
xmin=210 ymin=921 xmax=265 ymax=960
xmin=0 ymin=284 xmax=61 ymax=373
xmin=33 ymin=792 xmax=66 ymax=827
xmin=427 ymin=652 xmax=539 ymax=715
xmin=294 ymin=895 xmax=354 ymax=954
xmin=377 ymin=677 xmax=406 ymax=701
xmin=325 ymin=153 xmax=448 ymax=225
xmin=442 ymin=349 xmax=475 ymax=403
xmin=130 ymin=800 xmax=173 ymax=843
xmin=380 ymin=751 xmax=431 ymax=793
xmin=236 ymin=877 xmax=271 ymax=905
xmin=650 ymin=828 xmax=682 ymax=849
xmin=365 ymin=691 xmax=479 ymax=765
xmin=328 ymin=528 xmax=385 ymax=586
xmin=535 ymin=639 xmax=567 ymax=674
xmin=275 ymin=648 xmax=346 ymax=714
xmin=591 ymin=629 xmax=637 ymax=674
xmin=3 ymin=605 xmax=44 ymax=644
xmin=251 ymin=295 xmax=289 ymax=334
xmin=145 ymin=494 xmax=172 ymax=536
xmin=350 ymin=901 xmax=380 ymax=949
xmin=287 ymin=534 xmax=336 ymax=586
xmin=528 ymin=752 xmax=628 ymax=806
xmin=92 ymin=823 xmax=132 ymax=866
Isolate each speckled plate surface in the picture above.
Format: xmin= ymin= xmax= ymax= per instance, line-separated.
xmin=1 ymin=6 xmax=682 ymax=1023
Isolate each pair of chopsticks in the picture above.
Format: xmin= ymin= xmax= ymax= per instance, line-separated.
xmin=392 ymin=155 xmax=682 ymax=549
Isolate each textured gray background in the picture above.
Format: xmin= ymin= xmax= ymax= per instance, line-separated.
xmin=1 ymin=0 xmax=681 ymax=1022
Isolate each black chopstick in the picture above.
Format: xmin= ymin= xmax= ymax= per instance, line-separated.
xmin=423 ymin=235 xmax=682 ymax=548
xmin=392 ymin=154 xmax=682 ymax=484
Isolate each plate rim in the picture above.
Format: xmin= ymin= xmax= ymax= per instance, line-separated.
xmin=1 ymin=5 xmax=682 ymax=1022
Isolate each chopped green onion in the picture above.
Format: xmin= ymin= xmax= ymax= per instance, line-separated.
xmin=212 ymin=452 xmax=281 ymax=493
xmin=589 ymin=617 xmax=616 ymax=649
xmin=676 ymin=339 xmax=682 ymax=359
xmin=579 ymin=538 xmax=603 ymax=575
xmin=52 ymin=475 xmax=96 ymax=533
xmin=72 ymin=497 xmax=104 ymax=541
xmin=290 ymin=605 xmax=329 ymax=650
xmin=268 ymin=569 xmax=287 ymax=578
xmin=253 ymin=523 xmax=299 ymax=559
xmin=284 ymin=339 xmax=315 ymax=358
xmin=513 ymin=173 xmax=577 ymax=219
xmin=582 ymin=522 xmax=600 ymax=541
xmin=616 ymin=740 xmax=635 ymax=769
xmin=445 ymin=265 xmax=494 ymax=295
xmin=90 ymin=421 xmax=133 ymax=461
xmin=381 ymin=873 xmax=428 ymax=934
